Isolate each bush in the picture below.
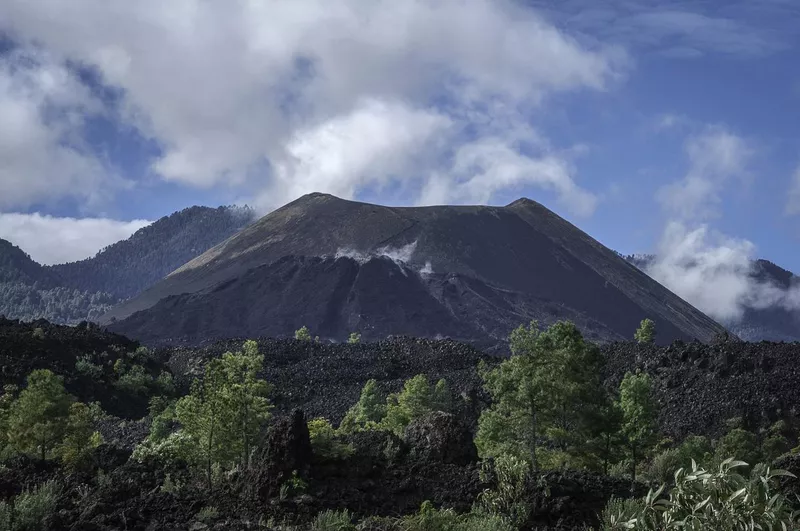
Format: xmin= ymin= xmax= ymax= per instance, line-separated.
xmin=1 ymin=479 xmax=61 ymax=531
xmin=295 ymin=326 xmax=312 ymax=342
xmin=474 ymin=454 xmax=531 ymax=527
xmin=714 ymin=428 xmax=761 ymax=467
xmin=311 ymin=509 xmax=357 ymax=531
xmin=308 ymin=418 xmax=353 ymax=461
xmin=114 ymin=364 xmax=152 ymax=395
xmin=601 ymin=458 xmax=800 ymax=529
xmin=75 ymin=356 xmax=103 ymax=379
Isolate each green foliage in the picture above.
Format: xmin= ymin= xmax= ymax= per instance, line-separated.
xmin=0 ymin=385 xmax=18 ymax=460
xmin=339 ymin=379 xmax=387 ymax=434
xmin=31 ymin=327 xmax=45 ymax=340
xmin=308 ymin=418 xmax=354 ymax=461
xmin=634 ymin=318 xmax=656 ymax=344
xmin=174 ymin=340 xmax=272 ymax=487
xmin=382 ymin=374 xmax=453 ymax=435
xmin=474 ymin=454 xmax=532 ymax=527
xmin=762 ymin=433 xmax=790 ymax=462
xmin=295 ymin=326 xmax=312 ymax=341
xmin=114 ymin=364 xmax=152 ymax=395
xmin=195 ymin=506 xmax=219 ymax=523
xmin=713 ymin=428 xmax=761 ymax=467
xmin=311 ymin=509 xmax=356 ymax=531
xmin=59 ymin=402 xmax=103 ymax=470
xmin=0 ymin=479 xmax=61 ymax=531
xmin=476 ymin=320 xmax=610 ymax=471
xmin=618 ymin=370 xmax=659 ymax=482
xmin=601 ymin=458 xmax=800 ymax=530
xmin=600 ymin=496 xmax=645 ymax=530
xmin=74 ymin=355 xmax=103 ymax=379
xmin=347 ymin=332 xmax=361 ymax=344
xmin=6 ymin=370 xmax=73 ymax=460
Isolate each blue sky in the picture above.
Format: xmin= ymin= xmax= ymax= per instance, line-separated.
xmin=0 ymin=0 xmax=798 ymax=321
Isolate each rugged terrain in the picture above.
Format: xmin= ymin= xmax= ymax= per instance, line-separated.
xmin=2 ymin=319 xmax=800 ymax=529
xmin=105 ymin=193 xmax=728 ymax=347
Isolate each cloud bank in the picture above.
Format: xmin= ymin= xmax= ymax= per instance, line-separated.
xmin=1 ymin=0 xmax=627 ymax=218
xmin=645 ymin=127 xmax=798 ymax=323
xmin=0 ymin=213 xmax=151 ymax=265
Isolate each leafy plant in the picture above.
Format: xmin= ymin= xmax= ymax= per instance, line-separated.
xmin=618 ymin=370 xmax=659 ymax=482
xmin=339 ymin=379 xmax=387 ymax=434
xmin=347 ymin=332 xmax=361 ymax=344
xmin=474 ymin=454 xmax=532 ymax=527
xmin=601 ymin=458 xmax=800 ymax=530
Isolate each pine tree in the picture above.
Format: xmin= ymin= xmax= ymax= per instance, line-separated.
xmin=295 ymin=326 xmax=311 ymax=341
xmin=220 ymin=340 xmax=273 ymax=469
xmin=347 ymin=332 xmax=361 ymax=344
xmin=175 ymin=341 xmax=272 ymax=488
xmin=619 ymin=370 xmax=659 ymax=482
xmin=7 ymin=370 xmax=73 ymax=460
xmin=59 ymin=402 xmax=104 ymax=470
xmin=339 ymin=379 xmax=387 ymax=433
xmin=634 ymin=318 xmax=656 ymax=344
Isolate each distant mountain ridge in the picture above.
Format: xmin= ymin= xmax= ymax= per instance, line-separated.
xmin=0 ymin=205 xmax=255 ymax=324
xmin=623 ymin=254 xmax=800 ymax=342
xmin=106 ymin=193 xmax=729 ymax=348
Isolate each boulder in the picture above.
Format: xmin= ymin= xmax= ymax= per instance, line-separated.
xmin=402 ymin=411 xmax=477 ymax=465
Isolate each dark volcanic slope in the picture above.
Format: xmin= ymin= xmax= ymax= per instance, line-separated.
xmin=106 ymin=193 xmax=728 ymax=346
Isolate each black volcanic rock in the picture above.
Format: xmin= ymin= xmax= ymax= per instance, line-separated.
xmin=105 ymin=193 xmax=728 ymax=347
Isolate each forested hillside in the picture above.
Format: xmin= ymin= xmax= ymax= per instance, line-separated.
xmin=50 ymin=205 xmax=255 ymax=299
xmin=0 ymin=205 xmax=255 ymax=324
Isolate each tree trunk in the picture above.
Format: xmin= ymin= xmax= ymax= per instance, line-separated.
xmin=631 ymin=443 xmax=637 ymax=486
xmin=207 ymin=407 xmax=216 ymax=492
xmin=529 ymin=406 xmax=538 ymax=472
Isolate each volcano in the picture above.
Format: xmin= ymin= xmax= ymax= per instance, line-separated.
xmin=104 ymin=193 xmax=728 ymax=348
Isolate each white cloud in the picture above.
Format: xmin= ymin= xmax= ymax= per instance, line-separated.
xmin=0 ymin=48 xmax=116 ymax=210
xmin=786 ymin=165 xmax=800 ymax=216
xmin=647 ymin=126 xmax=798 ymax=324
xmin=656 ymin=127 xmax=751 ymax=220
xmin=0 ymin=213 xmax=151 ymax=265
xmin=2 ymin=0 xmax=624 ymax=213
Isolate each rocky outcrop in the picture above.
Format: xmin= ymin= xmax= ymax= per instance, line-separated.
xmin=403 ymin=411 xmax=478 ymax=465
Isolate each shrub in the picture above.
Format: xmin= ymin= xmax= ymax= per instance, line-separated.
xmin=644 ymin=447 xmax=683 ymax=484
xmin=714 ymin=428 xmax=761 ymax=467
xmin=75 ymin=356 xmax=103 ymax=379
xmin=348 ymin=332 xmax=361 ymax=344
xmin=601 ymin=458 xmax=800 ymax=529
xmin=474 ymin=454 xmax=532 ymax=527
xmin=31 ymin=328 xmax=44 ymax=340
xmin=311 ymin=509 xmax=357 ymax=531
xmin=1 ymin=479 xmax=61 ymax=531
xmin=308 ymin=418 xmax=354 ymax=461
xmin=195 ymin=506 xmax=219 ymax=523
xmin=114 ymin=364 xmax=152 ymax=395
xmin=295 ymin=326 xmax=312 ymax=341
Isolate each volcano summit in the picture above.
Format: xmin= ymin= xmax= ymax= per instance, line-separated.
xmin=104 ymin=193 xmax=728 ymax=348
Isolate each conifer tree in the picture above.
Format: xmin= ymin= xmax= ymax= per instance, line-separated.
xmin=175 ymin=341 xmax=272 ymax=489
xmin=339 ymin=379 xmax=387 ymax=433
xmin=619 ymin=370 xmax=659 ymax=482
xmin=7 ymin=370 xmax=72 ymax=460
xmin=634 ymin=318 xmax=656 ymax=344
